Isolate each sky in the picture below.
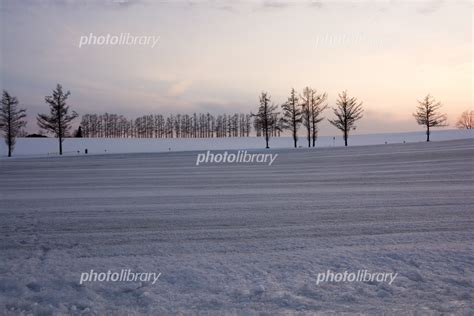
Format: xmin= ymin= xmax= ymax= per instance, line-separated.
xmin=0 ymin=0 xmax=472 ymax=136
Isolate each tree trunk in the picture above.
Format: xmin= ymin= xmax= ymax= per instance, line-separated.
xmin=292 ymin=121 xmax=297 ymax=148
xmin=344 ymin=122 xmax=348 ymax=146
xmin=7 ymin=109 xmax=12 ymax=157
xmin=59 ymin=136 xmax=63 ymax=155
xmin=265 ymin=125 xmax=269 ymax=149
xmin=7 ymin=133 xmax=12 ymax=157
xmin=426 ymin=125 xmax=430 ymax=142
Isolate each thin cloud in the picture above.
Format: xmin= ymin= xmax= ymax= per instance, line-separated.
xmin=1 ymin=0 xmax=148 ymax=9
xmin=416 ymin=0 xmax=444 ymax=14
xmin=307 ymin=1 xmax=324 ymax=9
xmin=2 ymin=0 xmax=325 ymax=12
xmin=259 ymin=0 xmax=325 ymax=11
xmin=262 ymin=1 xmax=291 ymax=9
xmin=168 ymin=81 xmax=192 ymax=97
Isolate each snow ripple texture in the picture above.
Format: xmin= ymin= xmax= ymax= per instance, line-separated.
xmin=0 ymin=139 xmax=473 ymax=315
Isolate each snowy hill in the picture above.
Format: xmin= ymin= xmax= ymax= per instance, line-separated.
xmin=1 ymin=129 xmax=472 ymax=157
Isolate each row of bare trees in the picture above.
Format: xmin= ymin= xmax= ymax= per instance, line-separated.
xmin=0 ymin=85 xmax=79 ymax=156
xmin=254 ymin=89 xmax=470 ymax=148
xmin=80 ymin=113 xmax=253 ymax=139
xmin=254 ymin=88 xmax=364 ymax=148
xmin=1 ymin=83 xmax=472 ymax=156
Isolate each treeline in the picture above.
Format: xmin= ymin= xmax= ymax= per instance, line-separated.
xmin=254 ymin=88 xmax=363 ymax=148
xmin=1 ymin=83 xmax=473 ymax=157
xmin=80 ymin=113 xmax=256 ymax=138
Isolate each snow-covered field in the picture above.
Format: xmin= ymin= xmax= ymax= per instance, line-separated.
xmin=2 ymin=129 xmax=473 ymax=157
xmin=0 ymin=139 xmax=473 ymax=314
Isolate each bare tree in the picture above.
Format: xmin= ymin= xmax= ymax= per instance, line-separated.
xmin=253 ymin=92 xmax=279 ymax=149
xmin=37 ymin=84 xmax=78 ymax=155
xmin=0 ymin=90 xmax=27 ymax=157
xmin=300 ymin=87 xmax=327 ymax=147
xmin=456 ymin=110 xmax=473 ymax=130
xmin=74 ymin=126 xmax=83 ymax=138
xmin=281 ymin=88 xmax=302 ymax=148
xmin=300 ymin=87 xmax=313 ymax=147
xmin=309 ymin=90 xmax=328 ymax=147
xmin=413 ymin=94 xmax=447 ymax=142
xmin=328 ymin=90 xmax=364 ymax=147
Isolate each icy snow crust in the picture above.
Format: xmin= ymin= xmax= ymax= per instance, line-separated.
xmin=0 ymin=139 xmax=473 ymax=314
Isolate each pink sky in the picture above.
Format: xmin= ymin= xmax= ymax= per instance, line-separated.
xmin=1 ymin=0 xmax=472 ymax=135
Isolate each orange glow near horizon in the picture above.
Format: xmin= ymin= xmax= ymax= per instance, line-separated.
xmin=1 ymin=1 xmax=472 ymax=135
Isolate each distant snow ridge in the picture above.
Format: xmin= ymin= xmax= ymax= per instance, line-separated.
xmin=1 ymin=129 xmax=472 ymax=157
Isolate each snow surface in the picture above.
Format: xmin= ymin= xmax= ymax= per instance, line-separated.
xmin=0 ymin=139 xmax=473 ymax=314
xmin=1 ymin=129 xmax=473 ymax=157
